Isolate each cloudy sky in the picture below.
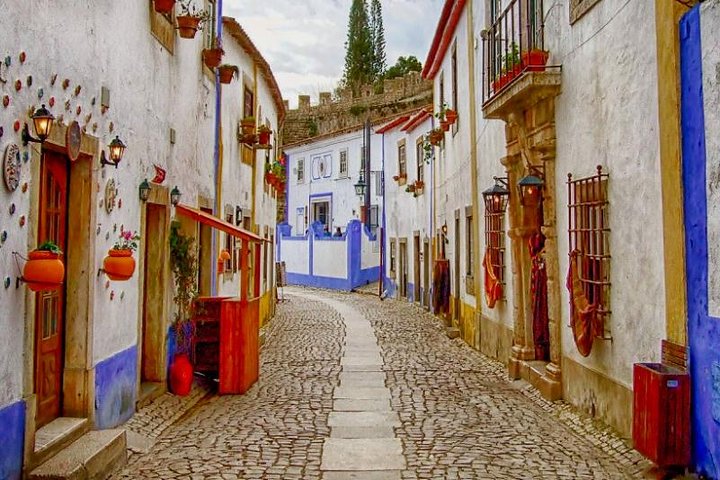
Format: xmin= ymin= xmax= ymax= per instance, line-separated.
xmin=223 ymin=0 xmax=444 ymax=108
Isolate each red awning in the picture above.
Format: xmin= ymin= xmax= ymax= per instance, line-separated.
xmin=175 ymin=204 xmax=263 ymax=243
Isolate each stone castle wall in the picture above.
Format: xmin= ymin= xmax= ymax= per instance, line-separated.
xmin=283 ymin=72 xmax=433 ymax=145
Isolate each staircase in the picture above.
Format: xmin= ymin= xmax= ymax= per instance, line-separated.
xmin=29 ymin=428 xmax=126 ymax=480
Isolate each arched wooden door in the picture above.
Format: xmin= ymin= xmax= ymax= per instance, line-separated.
xmin=35 ymin=151 xmax=68 ymax=427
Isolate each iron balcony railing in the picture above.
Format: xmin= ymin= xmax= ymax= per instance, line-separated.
xmin=481 ymin=0 xmax=548 ymax=104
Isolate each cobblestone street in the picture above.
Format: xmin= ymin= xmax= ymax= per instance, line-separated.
xmin=113 ymin=287 xmax=650 ymax=479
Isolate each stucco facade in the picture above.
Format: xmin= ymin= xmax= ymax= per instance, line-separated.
xmin=0 ymin=3 xmax=281 ymax=477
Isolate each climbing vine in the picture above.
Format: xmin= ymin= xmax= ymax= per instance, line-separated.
xmin=169 ymin=221 xmax=198 ymax=354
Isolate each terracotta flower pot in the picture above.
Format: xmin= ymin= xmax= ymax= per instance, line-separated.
xmin=23 ymin=250 xmax=64 ymax=292
xmin=202 ymin=48 xmax=223 ymax=69
xmin=240 ymin=120 xmax=255 ymax=136
xmin=218 ymin=66 xmax=236 ymax=84
xmin=445 ymin=109 xmax=458 ymax=124
xmin=522 ymin=49 xmax=549 ymax=72
xmin=258 ymin=130 xmax=271 ymax=146
xmin=103 ymin=249 xmax=136 ymax=281
xmin=429 ymin=130 xmax=444 ymax=146
xmin=441 ymin=119 xmax=450 ymax=132
xmin=169 ymin=354 xmax=193 ymax=396
xmin=154 ymin=0 xmax=175 ymax=13
xmin=176 ymin=15 xmax=201 ymax=39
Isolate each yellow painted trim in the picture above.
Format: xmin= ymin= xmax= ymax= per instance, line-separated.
xmin=466 ymin=1 xmax=482 ymax=350
xmin=655 ymin=0 xmax=687 ymax=346
xmin=251 ymin=63 xmax=258 ymax=230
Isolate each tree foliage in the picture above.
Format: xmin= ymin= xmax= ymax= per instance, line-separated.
xmin=370 ymin=0 xmax=386 ymax=79
xmin=342 ymin=0 xmax=374 ymax=94
xmin=384 ymin=55 xmax=423 ymax=80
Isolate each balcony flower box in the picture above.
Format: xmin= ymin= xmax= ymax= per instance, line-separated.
xmin=522 ymin=49 xmax=549 ymax=72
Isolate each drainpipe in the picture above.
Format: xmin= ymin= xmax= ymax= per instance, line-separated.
xmin=379 ymin=132 xmax=386 ymax=297
xmin=211 ymin=0 xmax=223 ymax=296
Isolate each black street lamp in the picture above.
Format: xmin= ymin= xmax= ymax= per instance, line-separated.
xmin=482 ymin=177 xmax=509 ymax=214
xmin=21 ymin=104 xmax=54 ymax=145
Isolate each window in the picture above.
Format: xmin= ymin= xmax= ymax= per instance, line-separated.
xmin=451 ymin=44 xmax=459 ymax=134
xmin=466 ymin=211 xmax=474 ymax=276
xmin=297 ymin=158 xmax=305 ymax=183
xmin=567 ymin=166 xmax=610 ymax=333
xmin=570 ymin=0 xmax=603 ymax=24
xmin=439 ymin=73 xmax=445 ymax=113
xmin=243 ymin=86 xmax=254 ymax=119
xmin=398 ymin=141 xmax=407 ymax=177
xmin=390 ymin=239 xmax=397 ymax=273
xmin=224 ymin=210 xmax=236 ymax=273
xmin=311 ymin=199 xmax=331 ymax=232
xmin=339 ymin=149 xmax=348 ymax=178
xmin=484 ymin=194 xmax=506 ymax=295
xmin=149 ymin=0 xmax=175 ymax=53
xmin=415 ymin=140 xmax=424 ymax=183
xmin=369 ymin=205 xmax=379 ymax=236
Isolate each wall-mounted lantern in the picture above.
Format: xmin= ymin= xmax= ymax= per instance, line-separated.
xmin=100 ymin=135 xmax=127 ymax=168
xmin=21 ymin=104 xmax=54 ymax=145
xmin=441 ymin=223 xmax=448 ymax=235
xmin=138 ymin=179 xmax=151 ymax=202
xmin=354 ymin=172 xmax=367 ymax=198
xmin=170 ymin=186 xmax=182 ymax=206
xmin=482 ymin=176 xmax=509 ymax=214
xmin=518 ymin=165 xmax=545 ymax=206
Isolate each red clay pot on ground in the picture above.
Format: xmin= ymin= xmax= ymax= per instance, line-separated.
xmin=169 ymin=354 xmax=193 ymax=396
xmin=23 ymin=250 xmax=64 ymax=292
xmin=103 ymin=249 xmax=136 ymax=281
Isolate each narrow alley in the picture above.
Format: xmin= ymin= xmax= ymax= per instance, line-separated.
xmin=113 ymin=288 xmax=648 ymax=480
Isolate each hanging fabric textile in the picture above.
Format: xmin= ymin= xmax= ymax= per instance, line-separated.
xmin=483 ymin=249 xmax=503 ymax=308
xmin=432 ymin=259 xmax=450 ymax=315
xmin=529 ymin=232 xmax=550 ymax=361
xmin=566 ymin=249 xmax=597 ymax=357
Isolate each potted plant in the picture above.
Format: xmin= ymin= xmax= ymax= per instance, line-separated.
xmin=218 ymin=64 xmax=239 ymax=84
xmin=522 ymin=48 xmax=549 ymax=72
xmin=103 ymin=230 xmax=140 ymax=281
xmin=240 ymin=115 xmax=255 ymax=135
xmin=257 ymin=125 xmax=272 ymax=147
xmin=176 ymin=0 xmax=209 ymax=39
xmin=23 ymin=241 xmax=64 ymax=292
xmin=428 ymin=127 xmax=444 ymax=146
xmin=202 ymin=37 xmax=224 ymax=69
xmin=414 ymin=179 xmax=425 ymax=195
xmin=445 ymin=108 xmax=458 ymax=125
xmin=405 ymin=184 xmax=416 ymax=194
xmin=154 ymin=0 xmax=176 ymax=14
xmin=169 ymin=221 xmax=198 ymax=396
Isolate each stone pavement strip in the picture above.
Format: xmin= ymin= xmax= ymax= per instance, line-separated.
xmin=112 ymin=286 xmax=651 ymax=479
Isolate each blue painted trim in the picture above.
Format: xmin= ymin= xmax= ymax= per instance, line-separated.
xmin=407 ymin=282 xmax=415 ymax=302
xmin=681 ymin=6 xmax=720 ymax=477
xmin=94 ymin=345 xmax=138 ymax=429
xmin=0 ymin=400 xmax=25 ymax=480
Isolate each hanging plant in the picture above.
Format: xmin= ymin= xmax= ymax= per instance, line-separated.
xmin=218 ymin=64 xmax=239 ymax=84
xmin=169 ymin=221 xmax=198 ymax=396
xmin=103 ymin=230 xmax=140 ymax=281
xmin=428 ymin=127 xmax=444 ymax=146
xmin=23 ymin=241 xmax=64 ymax=292
xmin=202 ymin=37 xmax=224 ymax=69
xmin=176 ymin=0 xmax=209 ymax=39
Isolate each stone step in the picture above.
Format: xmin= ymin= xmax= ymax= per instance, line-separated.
xmin=29 ymin=430 xmax=127 ymax=480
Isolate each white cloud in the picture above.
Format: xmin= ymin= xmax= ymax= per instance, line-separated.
xmin=223 ymin=0 xmax=443 ymax=108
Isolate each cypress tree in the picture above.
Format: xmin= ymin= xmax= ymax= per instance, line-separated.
xmin=370 ymin=0 xmax=387 ymax=79
xmin=342 ymin=0 xmax=374 ymax=95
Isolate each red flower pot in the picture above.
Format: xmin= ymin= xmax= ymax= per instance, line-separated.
xmin=445 ymin=109 xmax=458 ymax=125
xmin=218 ymin=66 xmax=236 ymax=84
xmin=176 ymin=15 xmax=200 ymax=39
xmin=169 ymin=354 xmax=193 ymax=396
xmin=522 ymin=49 xmax=549 ymax=72
xmin=103 ymin=249 xmax=136 ymax=281
xmin=258 ymin=130 xmax=271 ymax=146
xmin=154 ymin=0 xmax=175 ymax=13
xmin=202 ymin=48 xmax=223 ymax=69
xmin=23 ymin=250 xmax=64 ymax=292
xmin=440 ymin=119 xmax=450 ymax=132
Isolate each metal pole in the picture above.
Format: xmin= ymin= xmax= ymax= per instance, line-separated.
xmin=364 ymin=118 xmax=372 ymax=223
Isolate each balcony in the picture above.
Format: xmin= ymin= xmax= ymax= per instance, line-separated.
xmin=481 ymin=0 xmax=561 ymax=120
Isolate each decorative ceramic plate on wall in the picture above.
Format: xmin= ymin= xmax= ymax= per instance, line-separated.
xmin=3 ymin=143 xmax=21 ymax=192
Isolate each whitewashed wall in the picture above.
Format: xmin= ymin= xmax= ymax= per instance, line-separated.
xmin=551 ymin=0 xmax=665 ymax=386
xmin=281 ymin=238 xmax=310 ymax=275
xmin=361 ymin=227 xmax=380 ymax=270
xmin=285 ymin=128 xmax=384 ymax=233
xmin=472 ymin=0 xmax=516 ymax=328
xmin=314 ymin=240 xmax=348 ymax=278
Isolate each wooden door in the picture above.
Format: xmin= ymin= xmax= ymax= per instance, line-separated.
xmin=413 ymin=235 xmax=420 ymax=303
xmin=35 ymin=152 xmax=68 ymax=427
xmin=142 ymin=204 xmax=167 ymax=383
xmin=399 ymin=241 xmax=407 ymax=298
xmin=454 ymin=217 xmax=460 ymax=320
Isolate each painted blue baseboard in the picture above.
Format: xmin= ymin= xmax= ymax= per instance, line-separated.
xmin=94 ymin=345 xmax=138 ymax=429
xmin=0 ymin=400 xmax=25 ymax=480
